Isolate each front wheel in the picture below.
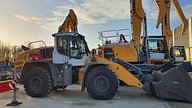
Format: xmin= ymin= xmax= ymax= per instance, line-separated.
xmin=24 ymin=67 xmax=52 ymax=97
xmin=85 ymin=66 xmax=118 ymax=100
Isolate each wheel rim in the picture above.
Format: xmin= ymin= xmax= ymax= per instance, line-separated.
xmin=30 ymin=77 xmax=42 ymax=93
xmin=93 ymin=76 xmax=110 ymax=93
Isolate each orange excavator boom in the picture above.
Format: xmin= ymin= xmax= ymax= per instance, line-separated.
xmin=154 ymin=0 xmax=188 ymax=45
xmin=58 ymin=9 xmax=78 ymax=33
xmin=171 ymin=0 xmax=188 ymax=36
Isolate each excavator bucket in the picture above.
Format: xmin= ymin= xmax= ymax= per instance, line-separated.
xmin=152 ymin=62 xmax=192 ymax=102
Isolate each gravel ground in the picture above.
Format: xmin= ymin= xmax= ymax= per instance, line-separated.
xmin=0 ymin=85 xmax=191 ymax=108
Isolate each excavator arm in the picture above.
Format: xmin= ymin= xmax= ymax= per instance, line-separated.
xmin=58 ymin=9 xmax=78 ymax=33
xmin=171 ymin=0 xmax=188 ymax=35
xmin=154 ymin=0 xmax=172 ymax=46
xmin=130 ymin=0 xmax=146 ymax=49
xmin=154 ymin=0 xmax=188 ymax=46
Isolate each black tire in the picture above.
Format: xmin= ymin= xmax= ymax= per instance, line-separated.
xmin=24 ymin=67 xmax=52 ymax=97
xmin=85 ymin=66 xmax=118 ymax=100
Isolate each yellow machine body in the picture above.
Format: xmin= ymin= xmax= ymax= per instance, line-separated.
xmin=98 ymin=43 xmax=138 ymax=63
xmin=94 ymin=55 xmax=143 ymax=88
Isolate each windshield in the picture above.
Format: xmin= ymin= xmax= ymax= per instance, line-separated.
xmin=70 ymin=38 xmax=86 ymax=58
xmin=57 ymin=35 xmax=87 ymax=59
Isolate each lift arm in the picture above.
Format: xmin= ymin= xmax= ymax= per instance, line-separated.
xmin=58 ymin=9 xmax=78 ymax=33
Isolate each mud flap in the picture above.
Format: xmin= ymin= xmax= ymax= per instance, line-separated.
xmin=152 ymin=62 xmax=192 ymax=102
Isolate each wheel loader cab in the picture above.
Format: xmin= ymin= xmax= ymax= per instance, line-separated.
xmin=52 ymin=33 xmax=89 ymax=66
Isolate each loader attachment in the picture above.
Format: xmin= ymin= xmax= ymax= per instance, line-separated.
xmin=152 ymin=62 xmax=192 ymax=102
xmin=111 ymin=58 xmax=192 ymax=102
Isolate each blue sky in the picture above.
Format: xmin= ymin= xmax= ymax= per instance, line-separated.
xmin=0 ymin=0 xmax=192 ymax=48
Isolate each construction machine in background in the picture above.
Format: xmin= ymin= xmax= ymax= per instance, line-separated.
xmin=131 ymin=0 xmax=188 ymax=48
xmin=130 ymin=0 xmax=188 ymax=63
xmin=14 ymin=9 xmax=78 ymax=70
xmin=15 ymin=1 xmax=192 ymax=103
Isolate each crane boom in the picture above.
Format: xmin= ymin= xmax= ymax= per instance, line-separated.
xmin=58 ymin=9 xmax=78 ymax=33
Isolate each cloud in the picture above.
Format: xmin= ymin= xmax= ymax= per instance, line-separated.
xmin=14 ymin=15 xmax=33 ymax=22
xmin=14 ymin=0 xmax=130 ymax=31
xmin=40 ymin=21 xmax=60 ymax=31
xmin=14 ymin=14 xmax=61 ymax=31
xmin=49 ymin=10 xmax=64 ymax=17
xmin=68 ymin=0 xmax=79 ymax=5
xmin=14 ymin=0 xmax=192 ymax=31
xmin=56 ymin=0 xmax=130 ymax=24
xmin=55 ymin=0 xmax=192 ymax=24
xmin=14 ymin=15 xmax=42 ymax=22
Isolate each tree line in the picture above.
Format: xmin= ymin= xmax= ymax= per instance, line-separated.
xmin=0 ymin=40 xmax=23 ymax=63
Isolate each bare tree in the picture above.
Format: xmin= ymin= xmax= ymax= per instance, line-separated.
xmin=0 ymin=40 xmax=23 ymax=63
xmin=11 ymin=45 xmax=23 ymax=62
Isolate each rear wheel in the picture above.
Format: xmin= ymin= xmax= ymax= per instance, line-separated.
xmin=85 ymin=66 xmax=118 ymax=100
xmin=24 ymin=67 xmax=52 ymax=97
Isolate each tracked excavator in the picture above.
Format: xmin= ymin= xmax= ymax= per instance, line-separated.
xmin=16 ymin=0 xmax=192 ymax=103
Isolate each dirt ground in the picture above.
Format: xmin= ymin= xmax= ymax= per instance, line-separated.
xmin=0 ymin=85 xmax=191 ymax=108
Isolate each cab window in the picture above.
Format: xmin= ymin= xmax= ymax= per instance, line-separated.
xmin=57 ymin=36 xmax=68 ymax=55
xmin=149 ymin=40 xmax=165 ymax=53
xmin=70 ymin=39 xmax=86 ymax=59
xmin=57 ymin=36 xmax=86 ymax=59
